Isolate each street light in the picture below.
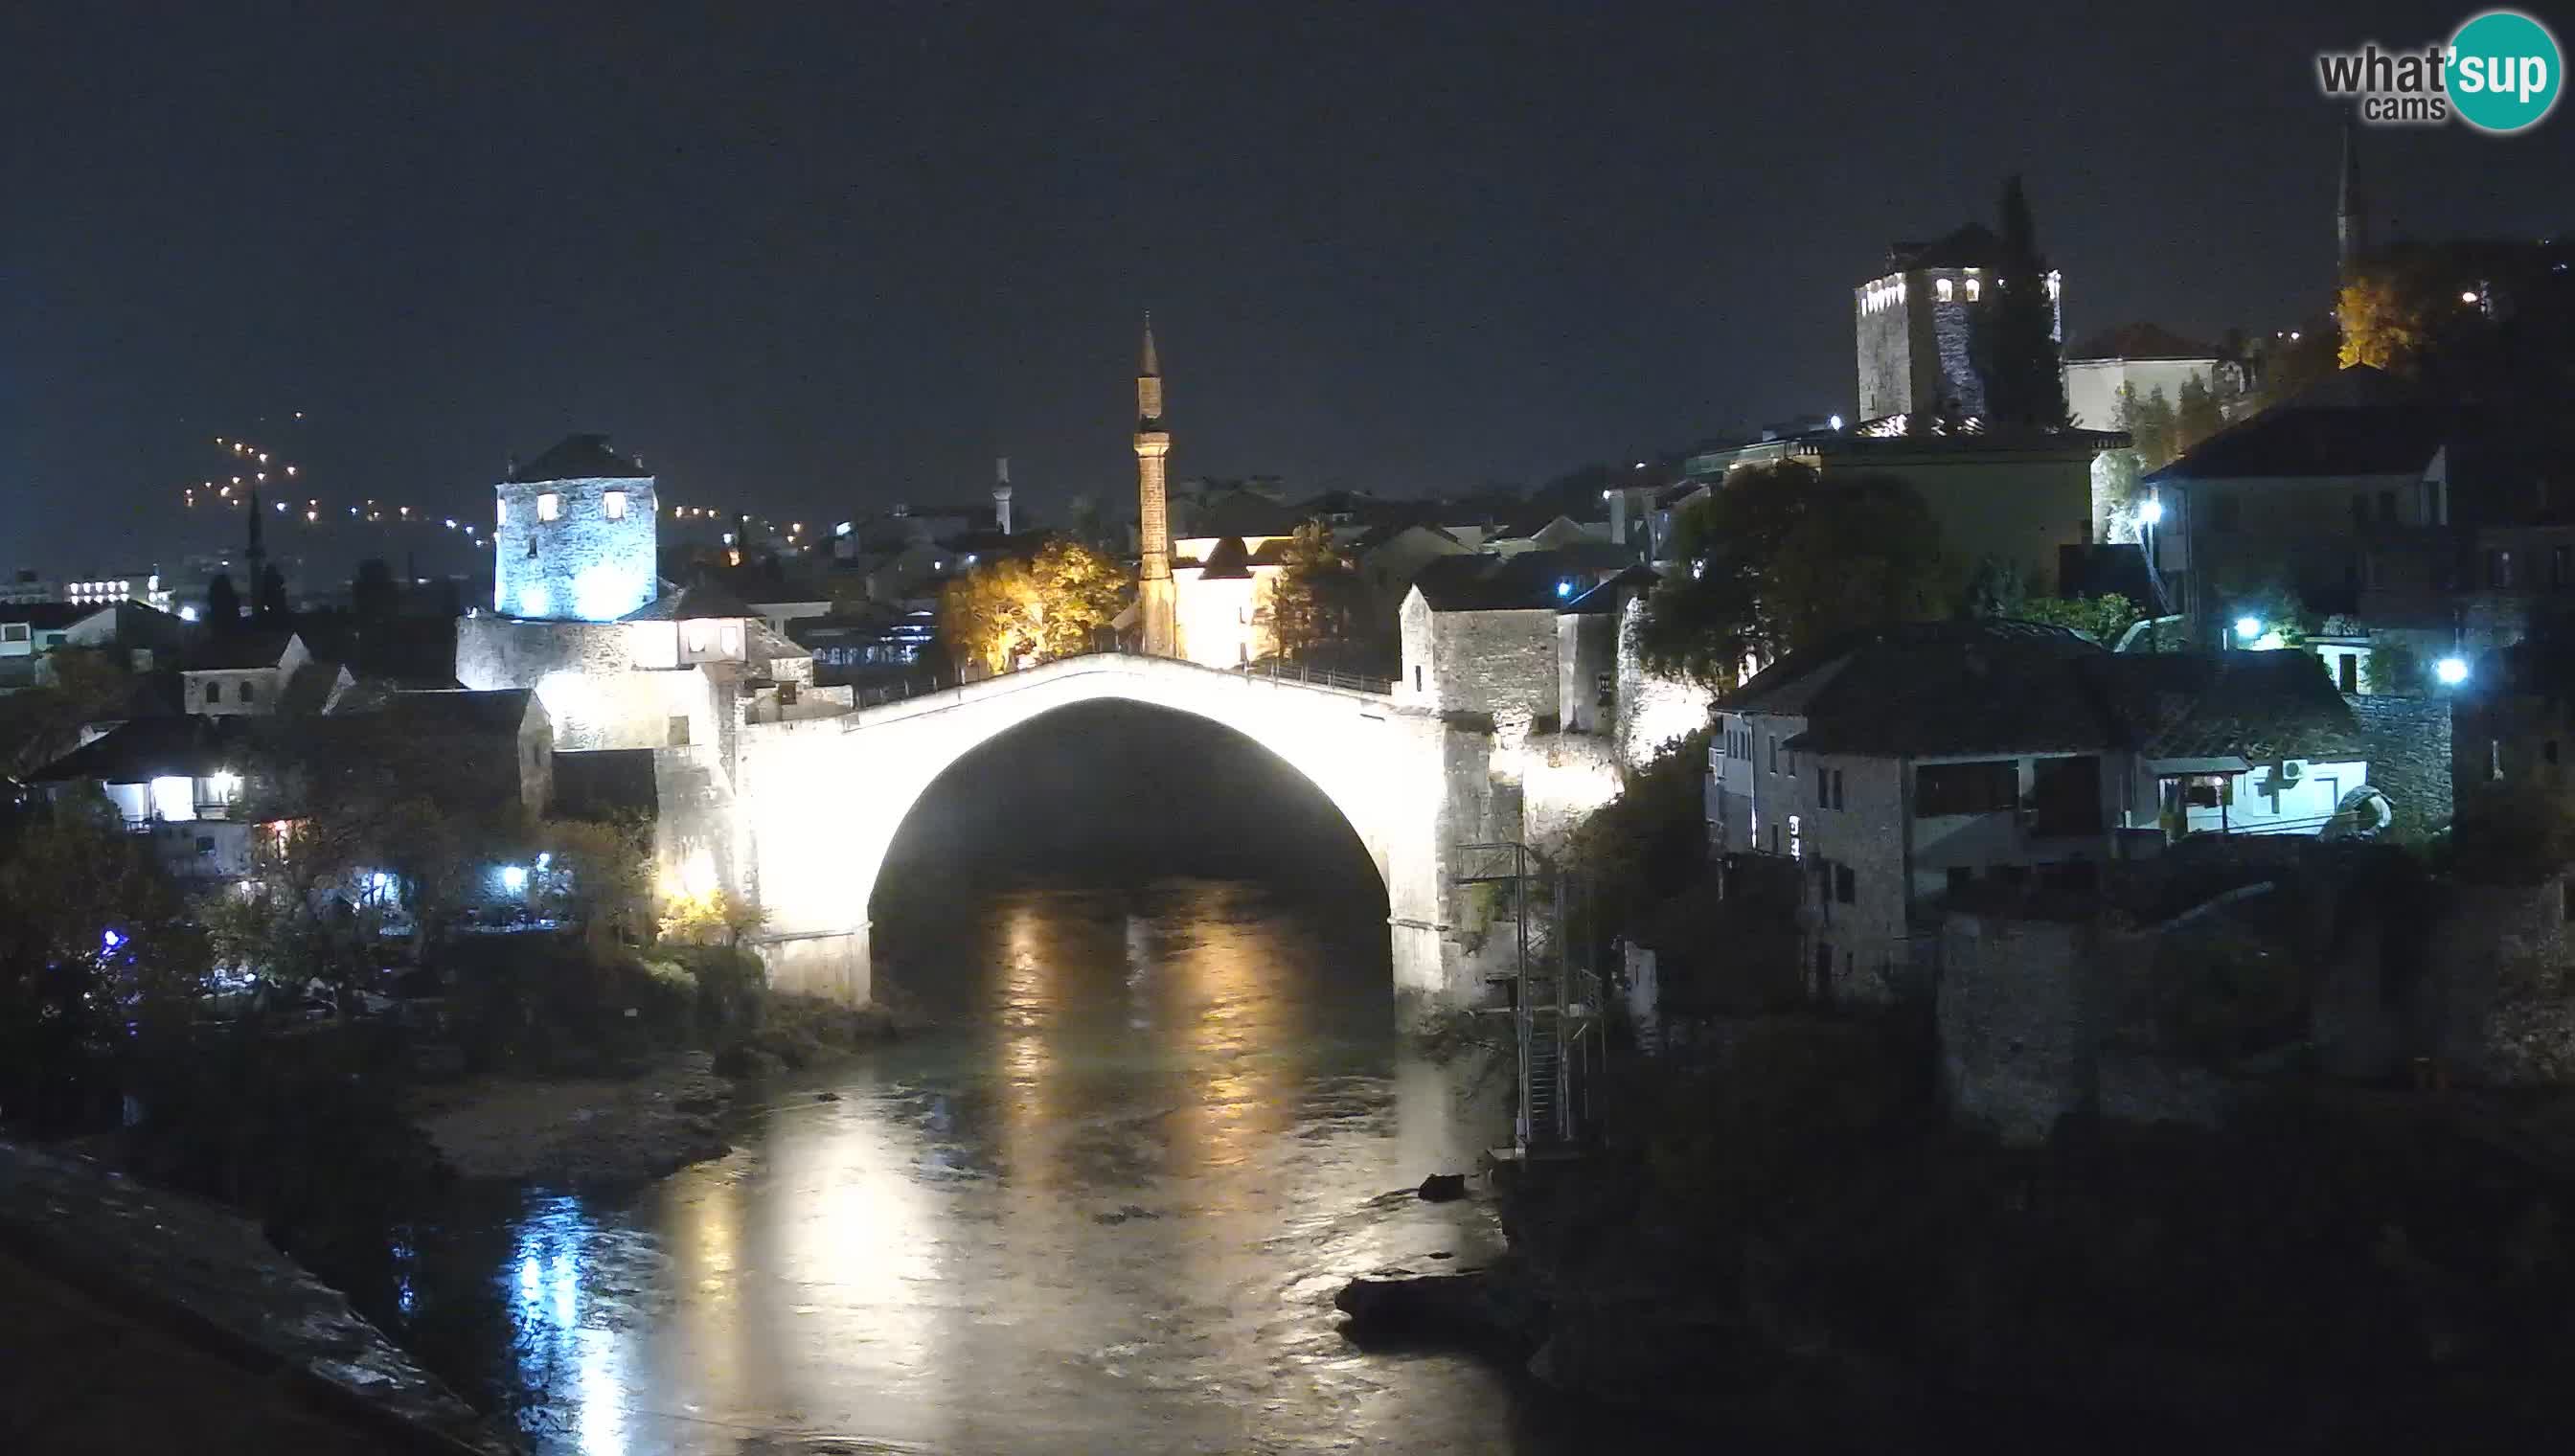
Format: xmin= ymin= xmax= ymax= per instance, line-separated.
xmin=2139 ymin=496 xmax=2164 ymax=526
xmin=2436 ymin=655 xmax=2470 ymax=686
xmin=2235 ymin=616 xmax=2264 ymax=641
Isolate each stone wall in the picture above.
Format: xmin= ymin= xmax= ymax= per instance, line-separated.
xmin=1428 ymin=608 xmax=1560 ymax=727
xmin=1936 ymin=913 xmax=2102 ymax=1145
xmin=493 ymin=473 xmax=658 ymax=622
xmin=2430 ymin=878 xmax=2575 ymax=1085
xmin=1612 ymin=597 xmax=1714 ymax=769
xmin=2343 ymin=693 xmax=2452 ymax=830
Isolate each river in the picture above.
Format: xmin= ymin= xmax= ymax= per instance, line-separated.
xmin=363 ymin=875 xmax=1637 ymax=1454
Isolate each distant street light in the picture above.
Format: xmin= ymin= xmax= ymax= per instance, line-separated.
xmin=2235 ymin=616 xmax=2264 ymax=641
xmin=2436 ymin=656 xmax=2470 ymax=686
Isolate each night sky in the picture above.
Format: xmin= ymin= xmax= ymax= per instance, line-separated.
xmin=4 ymin=1 xmax=2567 ymax=572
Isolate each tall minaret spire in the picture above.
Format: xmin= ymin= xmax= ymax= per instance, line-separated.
xmin=992 ymin=455 xmax=1014 ymax=536
xmin=1134 ymin=312 xmax=1177 ymax=657
xmin=244 ymin=479 xmax=268 ymax=617
xmin=2336 ymin=120 xmax=2369 ymax=273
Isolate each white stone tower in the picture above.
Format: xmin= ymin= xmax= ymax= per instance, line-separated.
xmin=492 ymin=433 xmax=658 ymax=622
xmin=1134 ymin=315 xmax=1177 ymax=657
xmin=993 ymin=455 xmax=1014 ymax=536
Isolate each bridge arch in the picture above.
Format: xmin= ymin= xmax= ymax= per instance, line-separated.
xmin=733 ymin=654 xmax=1463 ymax=1008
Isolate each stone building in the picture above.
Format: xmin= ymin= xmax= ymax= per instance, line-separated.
xmin=491 ymin=434 xmax=658 ymax=624
xmin=1854 ymin=223 xmax=2062 ymax=421
xmin=2061 ymin=323 xmax=2237 ymax=433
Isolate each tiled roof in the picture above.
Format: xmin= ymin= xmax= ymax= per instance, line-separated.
xmin=28 ymin=715 xmax=248 ymax=783
xmin=510 ymin=434 xmax=648 ymax=483
xmin=1560 ymin=565 xmax=1663 ymax=615
xmin=1410 ymin=553 xmax=1568 ymax=612
xmin=551 ymin=748 xmax=658 ymax=820
xmin=2065 ymin=323 xmax=2225 ymax=362
xmin=1186 ymin=489 xmax=1302 ymax=539
xmin=2093 ymin=651 xmax=2363 ymax=762
xmin=621 ymin=583 xmax=759 ymax=622
xmin=370 ymin=688 xmax=538 ymax=734
xmin=180 ymin=629 xmax=298 ymax=671
xmin=2145 ymin=368 xmax=2453 ymax=483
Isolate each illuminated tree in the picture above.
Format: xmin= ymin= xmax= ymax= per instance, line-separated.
xmin=2118 ymin=383 xmax=2177 ymax=471
xmin=2337 ymin=272 xmax=2434 ymax=373
xmin=938 ymin=538 xmax=1128 ymax=672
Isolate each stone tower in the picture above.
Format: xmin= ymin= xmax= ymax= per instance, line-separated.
xmin=1133 ymin=315 xmax=1177 ymax=656
xmin=492 ymin=433 xmax=659 ymax=622
xmin=2336 ymin=121 xmax=2370 ymax=273
xmin=992 ymin=455 xmax=1014 ymax=536
xmin=1854 ymin=223 xmax=2063 ymax=422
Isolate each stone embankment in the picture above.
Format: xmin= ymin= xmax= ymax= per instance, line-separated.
xmin=409 ymin=1050 xmax=735 ymax=1185
xmin=0 ymin=1141 xmax=518 ymax=1454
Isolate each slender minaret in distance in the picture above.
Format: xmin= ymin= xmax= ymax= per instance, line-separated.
xmin=2336 ymin=120 xmax=2370 ymax=274
xmin=992 ymin=455 xmax=1014 ymax=536
xmin=1133 ymin=313 xmax=1176 ymax=657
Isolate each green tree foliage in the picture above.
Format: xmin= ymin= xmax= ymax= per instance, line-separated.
xmin=1976 ymin=174 xmax=2070 ymax=427
xmin=253 ymin=563 xmax=290 ymax=624
xmin=0 ymin=798 xmax=204 ymax=1128
xmin=2118 ymin=382 xmax=2178 ymax=471
xmin=1637 ymin=463 xmax=1947 ymax=689
xmin=1263 ymin=519 xmax=1356 ymax=661
xmin=2361 ymin=635 xmax=2424 ymax=695
xmin=538 ymin=814 xmax=656 ymax=952
xmin=2174 ymin=375 xmax=2224 ymax=459
xmin=2014 ymin=593 xmax=2143 ymax=644
xmin=203 ymin=572 xmax=241 ymax=627
xmin=2337 ymin=269 xmax=2436 ymax=374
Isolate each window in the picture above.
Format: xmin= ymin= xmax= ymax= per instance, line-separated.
xmin=2181 ymin=774 xmax=2232 ymax=808
xmin=204 ymin=681 xmax=222 ymax=704
xmin=1816 ymin=765 xmax=1827 ymax=806
xmin=0 ymin=624 xmax=26 ymax=644
xmin=1768 ymin=736 xmax=1778 ymax=774
xmin=2350 ymin=495 xmax=2370 ymax=528
xmin=2028 ymin=756 xmax=2103 ymax=835
xmin=2337 ymin=652 xmax=2358 ymax=694
xmin=537 ymin=491 xmax=562 ymax=522
xmin=2211 ymin=494 xmax=2241 ymax=533
xmin=1832 ymin=768 xmax=1845 ymax=809
xmin=1935 ymin=277 xmax=1954 ymax=303
xmin=497 ymin=499 xmax=509 ymax=526
xmin=1834 ymin=863 xmax=1855 ymax=904
xmin=195 ymin=835 xmax=216 ymax=855
xmin=239 ymin=681 xmax=258 ymax=704
xmin=1964 ymin=277 xmax=1981 ymax=302
xmin=2556 ymin=546 xmax=2574 ymax=589
xmin=1413 ymin=666 xmax=1424 ymax=693
xmin=685 ymin=620 xmax=711 ymax=653
xmin=1914 ymin=761 xmax=2017 ymax=817
xmin=2378 ymin=490 xmax=2397 ymax=524
xmin=1946 ymin=866 xmax=1972 ymax=897
xmin=2489 ymin=549 xmax=2516 ymax=589
xmin=604 ymin=489 xmax=627 ymax=520
xmin=669 ymin=716 xmax=692 ymax=747
xmin=1787 ymin=814 xmax=1802 ymax=860
xmin=1595 ymin=671 xmax=1614 ymax=707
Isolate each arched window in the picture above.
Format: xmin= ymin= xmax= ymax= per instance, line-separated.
xmin=1965 ymin=277 xmax=1981 ymax=302
xmin=1936 ymin=278 xmax=1955 ymax=303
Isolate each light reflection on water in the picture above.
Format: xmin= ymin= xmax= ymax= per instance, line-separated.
xmin=474 ymin=878 xmax=1575 ymax=1455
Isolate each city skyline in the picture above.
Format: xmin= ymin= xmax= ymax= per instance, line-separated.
xmin=5 ymin=1 xmax=2570 ymax=569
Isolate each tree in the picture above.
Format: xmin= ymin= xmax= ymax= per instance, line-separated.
xmin=657 ymin=887 xmax=767 ymax=947
xmin=1263 ymin=519 xmax=1355 ymax=661
xmin=1636 ymin=462 xmax=1947 ymax=688
xmin=2361 ymin=634 xmax=2424 ymax=696
xmin=2174 ymin=375 xmax=2223 ymax=459
xmin=0 ymin=797 xmax=203 ymax=1130
xmin=1976 ymin=174 xmax=2070 ymax=428
xmin=0 ymin=648 xmax=134 ymax=778
xmin=2338 ymin=269 xmax=2434 ymax=373
xmin=538 ymin=814 xmax=655 ymax=954
xmin=254 ymin=564 xmax=290 ymax=623
xmin=351 ymin=558 xmax=399 ymax=626
xmin=2118 ymin=383 xmax=2178 ymax=471
xmin=938 ymin=538 xmax=1128 ymax=673
xmin=2014 ymin=593 xmax=2142 ymax=644
xmin=204 ymin=573 xmax=241 ymax=628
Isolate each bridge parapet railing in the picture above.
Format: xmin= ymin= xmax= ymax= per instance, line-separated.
xmin=838 ymin=647 xmax=1392 ymax=708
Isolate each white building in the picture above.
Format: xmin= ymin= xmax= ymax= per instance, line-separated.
xmin=1712 ymin=621 xmax=2368 ymax=1003
xmin=2062 ymin=323 xmax=2237 ymax=432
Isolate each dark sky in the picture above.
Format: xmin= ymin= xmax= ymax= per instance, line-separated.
xmin=4 ymin=1 xmax=2567 ymax=572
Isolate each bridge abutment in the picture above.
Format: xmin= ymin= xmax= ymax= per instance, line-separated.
xmin=756 ymin=923 xmax=873 ymax=1006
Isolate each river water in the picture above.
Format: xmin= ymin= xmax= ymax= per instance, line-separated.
xmin=371 ymin=876 xmax=1625 ymax=1454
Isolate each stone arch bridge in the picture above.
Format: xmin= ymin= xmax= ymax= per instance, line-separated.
xmin=725 ymin=652 xmax=1592 ymax=1010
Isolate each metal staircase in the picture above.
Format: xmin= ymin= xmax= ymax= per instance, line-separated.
xmin=1457 ymin=841 xmax=1603 ymax=1157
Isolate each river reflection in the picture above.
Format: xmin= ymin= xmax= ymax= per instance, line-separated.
xmin=422 ymin=878 xmax=1613 ymax=1454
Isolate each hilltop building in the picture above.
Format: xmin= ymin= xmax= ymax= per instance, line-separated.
xmin=1855 ymin=223 xmax=2063 ymax=421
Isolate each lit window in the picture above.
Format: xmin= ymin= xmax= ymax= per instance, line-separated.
xmin=537 ymin=492 xmax=561 ymax=522
xmin=497 ymin=499 xmax=508 ymax=526
xmin=685 ymin=620 xmax=711 ymax=653
xmin=1965 ymin=278 xmax=1981 ymax=302
xmin=1936 ymin=278 xmax=1954 ymax=303
xmin=604 ymin=490 xmax=627 ymax=520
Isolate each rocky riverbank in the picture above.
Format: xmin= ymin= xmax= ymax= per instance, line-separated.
xmin=1338 ymin=1016 xmax=2575 ymax=1447
xmin=409 ymin=1051 xmax=735 ymax=1186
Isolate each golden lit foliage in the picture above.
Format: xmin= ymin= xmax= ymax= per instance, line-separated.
xmin=2337 ymin=274 xmax=2433 ymax=373
xmin=939 ymin=538 xmax=1130 ymax=672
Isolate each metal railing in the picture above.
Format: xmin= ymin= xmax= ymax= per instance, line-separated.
xmin=839 ymin=646 xmax=1394 ymax=709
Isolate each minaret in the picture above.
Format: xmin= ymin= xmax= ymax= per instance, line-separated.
xmin=992 ymin=456 xmax=1014 ymax=536
xmin=244 ymin=479 xmax=268 ymax=617
xmin=1133 ymin=314 xmax=1177 ymax=657
xmin=2336 ymin=121 xmax=2370 ymax=273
